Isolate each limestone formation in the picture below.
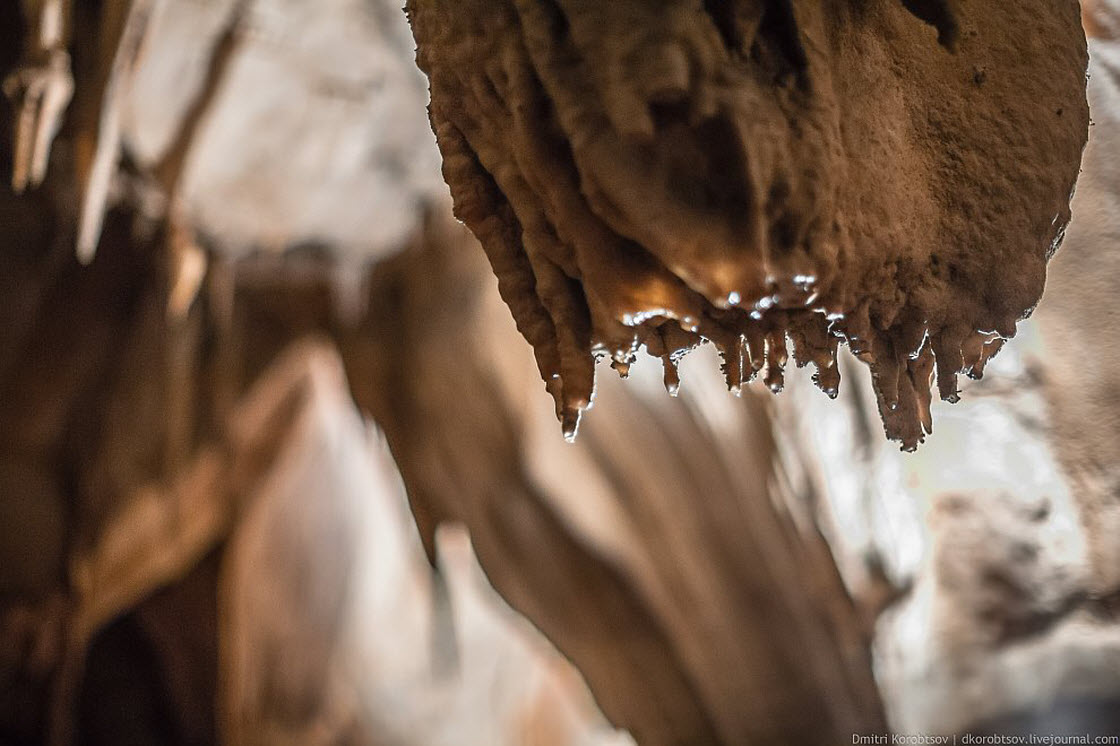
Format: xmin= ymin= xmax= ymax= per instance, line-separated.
xmin=2 ymin=0 xmax=1115 ymax=743
xmin=408 ymin=0 xmax=1089 ymax=449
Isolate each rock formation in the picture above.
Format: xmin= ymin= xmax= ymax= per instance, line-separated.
xmin=407 ymin=0 xmax=1089 ymax=449
xmin=3 ymin=0 xmax=1118 ymax=745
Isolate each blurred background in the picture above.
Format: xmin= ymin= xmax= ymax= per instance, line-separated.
xmin=1 ymin=1 xmax=1119 ymax=744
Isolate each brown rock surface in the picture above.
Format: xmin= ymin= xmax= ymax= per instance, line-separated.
xmin=408 ymin=0 xmax=1089 ymax=449
xmin=776 ymin=15 xmax=1120 ymax=729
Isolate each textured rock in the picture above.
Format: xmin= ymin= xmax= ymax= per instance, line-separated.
xmin=408 ymin=0 xmax=1089 ymax=449
xmin=776 ymin=15 xmax=1120 ymax=731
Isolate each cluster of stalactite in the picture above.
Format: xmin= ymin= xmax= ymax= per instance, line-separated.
xmin=1 ymin=0 xmax=1112 ymax=744
xmin=408 ymin=0 xmax=1088 ymax=450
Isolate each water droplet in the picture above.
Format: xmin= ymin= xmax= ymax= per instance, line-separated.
xmin=662 ymin=355 xmax=681 ymax=396
xmin=561 ymin=408 xmax=581 ymax=442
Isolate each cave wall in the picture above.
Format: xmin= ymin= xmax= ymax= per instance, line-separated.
xmin=1 ymin=1 xmax=1118 ymax=745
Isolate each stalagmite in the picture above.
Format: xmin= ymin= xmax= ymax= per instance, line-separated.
xmin=407 ymin=0 xmax=1089 ymax=449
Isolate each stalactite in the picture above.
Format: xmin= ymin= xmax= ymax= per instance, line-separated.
xmin=74 ymin=0 xmax=157 ymax=264
xmin=3 ymin=0 xmax=74 ymax=193
xmin=408 ymin=0 xmax=1089 ymax=450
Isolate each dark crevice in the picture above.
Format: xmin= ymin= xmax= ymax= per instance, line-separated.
xmin=750 ymin=0 xmax=809 ymax=86
xmin=900 ymin=0 xmax=960 ymax=49
xmin=702 ymin=0 xmax=742 ymax=52
xmin=534 ymin=0 xmax=570 ymax=42
xmin=649 ymin=104 xmax=753 ymax=216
